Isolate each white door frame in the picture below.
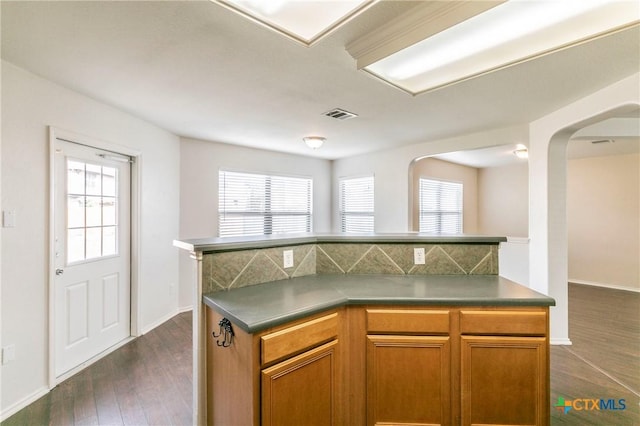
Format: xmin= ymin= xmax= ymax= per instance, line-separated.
xmin=48 ymin=126 xmax=142 ymax=387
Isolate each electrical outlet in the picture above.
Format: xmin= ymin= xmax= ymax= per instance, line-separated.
xmin=414 ymin=247 xmax=426 ymax=265
xmin=2 ymin=345 xmax=15 ymax=365
xmin=283 ymin=250 xmax=294 ymax=268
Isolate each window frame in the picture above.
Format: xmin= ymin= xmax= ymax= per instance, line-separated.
xmin=218 ymin=169 xmax=313 ymax=237
xmin=339 ymin=174 xmax=375 ymax=233
xmin=418 ymin=176 xmax=463 ymax=234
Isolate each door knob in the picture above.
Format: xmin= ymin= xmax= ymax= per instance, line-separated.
xmin=55 ymin=268 xmax=64 ymax=276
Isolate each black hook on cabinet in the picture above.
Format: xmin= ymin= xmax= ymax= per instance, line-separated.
xmin=212 ymin=317 xmax=234 ymax=347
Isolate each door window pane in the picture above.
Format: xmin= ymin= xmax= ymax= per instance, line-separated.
xmin=66 ymin=158 xmax=120 ymax=263
xmin=67 ymin=195 xmax=85 ymax=228
xmin=102 ymin=198 xmax=117 ymax=226
xmin=103 ymin=226 xmax=117 ymax=256
xmin=102 ymin=167 xmax=117 ymax=196
xmin=85 ymin=196 xmax=102 ymax=227
xmin=85 ymin=163 xmax=102 ymax=195
xmin=85 ymin=227 xmax=102 ymax=259
xmin=67 ymin=161 xmax=85 ymax=194
xmin=67 ymin=228 xmax=85 ymax=263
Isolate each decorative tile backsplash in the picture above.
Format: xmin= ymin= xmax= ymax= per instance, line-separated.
xmin=202 ymin=244 xmax=315 ymax=292
xmin=316 ymin=243 xmax=497 ymax=275
xmin=202 ymin=243 xmax=498 ymax=293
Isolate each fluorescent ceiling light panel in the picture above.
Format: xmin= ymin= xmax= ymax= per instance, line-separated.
xmin=215 ymin=0 xmax=374 ymax=46
xmin=364 ymin=0 xmax=640 ymax=95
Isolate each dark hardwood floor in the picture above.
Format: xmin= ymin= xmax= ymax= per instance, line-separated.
xmin=3 ymin=283 xmax=638 ymax=425
xmin=2 ymin=312 xmax=193 ymax=426
xmin=550 ymin=283 xmax=639 ymax=425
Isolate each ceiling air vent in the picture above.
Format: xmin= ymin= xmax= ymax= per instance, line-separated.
xmin=323 ymin=108 xmax=358 ymax=120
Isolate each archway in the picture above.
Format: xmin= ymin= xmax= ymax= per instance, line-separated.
xmin=530 ymin=93 xmax=639 ymax=344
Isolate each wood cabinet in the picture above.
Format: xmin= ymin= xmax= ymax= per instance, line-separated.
xmin=363 ymin=307 xmax=549 ymax=426
xmin=262 ymin=340 xmax=338 ymax=426
xmin=461 ymin=336 xmax=547 ymax=426
xmin=260 ymin=313 xmax=340 ymax=426
xmin=366 ymin=335 xmax=451 ymax=425
xmin=206 ymin=308 xmax=342 ymax=426
xmin=459 ymin=310 xmax=549 ymax=426
xmin=365 ymin=309 xmax=452 ymax=426
xmin=206 ymin=305 xmax=549 ymax=426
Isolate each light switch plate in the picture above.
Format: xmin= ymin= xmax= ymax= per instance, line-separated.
xmin=414 ymin=247 xmax=426 ymax=265
xmin=2 ymin=345 xmax=15 ymax=365
xmin=3 ymin=210 xmax=16 ymax=228
xmin=283 ymin=250 xmax=294 ymax=268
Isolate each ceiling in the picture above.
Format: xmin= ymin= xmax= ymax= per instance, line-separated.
xmin=435 ymin=110 xmax=640 ymax=168
xmin=2 ymin=1 xmax=639 ymax=161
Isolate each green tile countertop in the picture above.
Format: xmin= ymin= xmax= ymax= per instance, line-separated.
xmin=202 ymin=274 xmax=555 ymax=333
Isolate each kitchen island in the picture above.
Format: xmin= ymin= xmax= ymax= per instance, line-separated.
xmin=175 ymin=233 xmax=555 ymax=425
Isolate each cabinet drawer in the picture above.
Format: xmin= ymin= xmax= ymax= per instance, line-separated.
xmin=460 ymin=310 xmax=547 ymax=336
xmin=261 ymin=312 xmax=338 ymax=365
xmin=366 ymin=309 xmax=450 ymax=334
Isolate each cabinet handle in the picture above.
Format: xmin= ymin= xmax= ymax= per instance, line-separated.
xmin=212 ymin=317 xmax=234 ymax=347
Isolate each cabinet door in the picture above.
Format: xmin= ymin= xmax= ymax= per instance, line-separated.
xmin=461 ymin=336 xmax=548 ymax=426
xmin=262 ymin=340 xmax=338 ymax=426
xmin=367 ymin=335 xmax=451 ymax=426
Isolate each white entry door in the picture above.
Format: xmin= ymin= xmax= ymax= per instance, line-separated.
xmin=53 ymin=138 xmax=131 ymax=377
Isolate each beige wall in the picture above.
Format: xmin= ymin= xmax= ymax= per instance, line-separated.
xmin=411 ymin=157 xmax=478 ymax=233
xmin=477 ymin=163 xmax=529 ymax=237
xmin=473 ymin=152 xmax=639 ymax=291
xmin=567 ymin=153 xmax=639 ymax=290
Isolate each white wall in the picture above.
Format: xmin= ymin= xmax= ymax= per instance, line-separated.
xmin=332 ymin=125 xmax=529 ymax=233
xmin=178 ymin=137 xmax=332 ymax=308
xmin=567 ymin=153 xmax=639 ymax=291
xmin=1 ymin=62 xmax=181 ymax=417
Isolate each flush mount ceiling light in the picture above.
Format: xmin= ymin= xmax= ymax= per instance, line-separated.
xmin=303 ymin=136 xmax=325 ymax=149
xmin=213 ymin=0 xmax=375 ymax=47
xmin=514 ymin=144 xmax=528 ymax=159
xmin=347 ymin=0 xmax=639 ymax=95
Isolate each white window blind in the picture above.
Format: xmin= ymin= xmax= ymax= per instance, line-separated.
xmin=339 ymin=175 xmax=374 ymax=233
xmin=419 ymin=178 xmax=463 ymax=234
xmin=219 ymin=170 xmax=312 ymax=237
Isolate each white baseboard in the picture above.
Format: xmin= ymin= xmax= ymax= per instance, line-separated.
xmin=140 ymin=309 xmax=180 ymax=334
xmin=569 ymin=279 xmax=640 ymax=293
xmin=178 ymin=305 xmax=193 ymax=314
xmin=140 ymin=307 xmax=193 ymax=334
xmin=0 ymin=386 xmax=49 ymax=422
xmin=55 ymin=337 xmax=135 ymax=385
xmin=551 ymin=338 xmax=573 ymax=346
